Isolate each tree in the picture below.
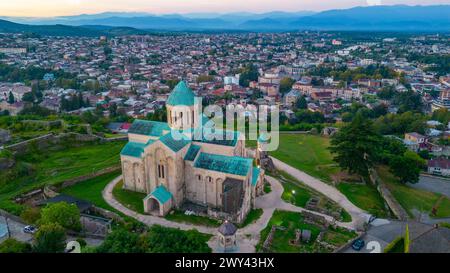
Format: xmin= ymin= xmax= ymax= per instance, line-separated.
xmin=330 ymin=113 xmax=381 ymax=178
xmin=22 ymin=92 xmax=35 ymax=103
xmin=432 ymin=108 xmax=450 ymax=125
xmin=239 ymin=64 xmax=258 ymax=87
xmin=20 ymin=207 xmax=41 ymax=224
xmin=144 ymin=225 xmax=211 ymax=253
xmin=377 ymin=85 xmax=396 ymax=100
xmin=33 ymin=223 xmax=67 ymax=253
xmin=0 ymin=238 xmax=32 ymax=253
xmin=109 ymin=103 xmax=118 ymax=118
xmin=389 ymin=151 xmax=426 ymax=184
xmin=7 ymin=91 xmax=15 ymax=104
xmin=39 ymin=202 xmax=81 ymax=231
xmin=279 ymin=77 xmax=296 ymax=94
xmin=393 ymin=90 xmax=423 ymax=113
xmin=296 ymin=96 xmax=307 ymax=110
xmin=95 ymin=228 xmax=143 ymax=253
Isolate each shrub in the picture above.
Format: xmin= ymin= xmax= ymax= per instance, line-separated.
xmin=20 ymin=207 xmax=41 ymax=224
xmin=39 ymin=202 xmax=81 ymax=231
xmin=33 ymin=223 xmax=67 ymax=253
xmin=0 ymin=238 xmax=32 ymax=253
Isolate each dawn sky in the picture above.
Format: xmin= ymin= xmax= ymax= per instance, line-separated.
xmin=1 ymin=0 xmax=449 ymax=17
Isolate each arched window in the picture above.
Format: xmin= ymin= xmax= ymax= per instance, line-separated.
xmin=158 ymin=164 xmax=165 ymax=179
xmin=197 ymin=174 xmax=202 ymax=181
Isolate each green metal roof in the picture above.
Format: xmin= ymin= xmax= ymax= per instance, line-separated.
xmin=198 ymin=129 xmax=239 ymax=147
xmin=150 ymin=185 xmax=172 ymax=204
xmin=160 ymin=132 xmax=191 ymax=152
xmin=184 ymin=144 xmax=201 ymax=161
xmin=166 ymin=81 xmax=195 ymax=106
xmin=128 ymin=119 xmax=170 ymax=137
xmin=252 ymin=167 xmax=261 ymax=186
xmin=258 ymin=133 xmax=270 ymax=143
xmin=120 ymin=140 xmax=154 ymax=158
xmin=194 ymin=152 xmax=252 ymax=176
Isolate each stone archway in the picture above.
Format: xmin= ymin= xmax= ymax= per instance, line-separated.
xmin=146 ymin=197 xmax=161 ymax=215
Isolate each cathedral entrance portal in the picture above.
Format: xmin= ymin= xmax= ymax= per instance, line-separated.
xmin=147 ymin=197 xmax=161 ymax=215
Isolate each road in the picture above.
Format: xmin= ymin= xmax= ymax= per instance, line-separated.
xmin=341 ymin=220 xmax=406 ymax=253
xmin=410 ymin=175 xmax=450 ymax=198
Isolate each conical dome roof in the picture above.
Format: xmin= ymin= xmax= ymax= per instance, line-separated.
xmin=166 ymin=81 xmax=195 ymax=106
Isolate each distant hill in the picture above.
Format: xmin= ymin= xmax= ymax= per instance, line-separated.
xmin=0 ymin=5 xmax=449 ymax=34
xmin=0 ymin=19 xmax=149 ymax=36
xmin=0 ymin=19 xmax=103 ymax=36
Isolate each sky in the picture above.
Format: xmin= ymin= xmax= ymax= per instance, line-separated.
xmin=1 ymin=0 xmax=449 ymax=17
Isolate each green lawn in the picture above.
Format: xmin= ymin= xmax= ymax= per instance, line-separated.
xmin=61 ymin=170 xmax=121 ymax=211
xmin=377 ymin=166 xmax=450 ymax=219
xmin=270 ymin=134 xmax=340 ymax=183
xmin=337 ymin=182 xmax=389 ymax=218
xmin=271 ymin=170 xmax=352 ymax=222
xmin=0 ymin=141 xmax=125 ymax=214
xmin=257 ymin=210 xmax=356 ymax=253
xmin=165 ymin=210 xmax=222 ymax=227
xmin=238 ymin=209 xmax=263 ymax=228
xmin=112 ymin=180 xmax=146 ymax=214
xmin=264 ymin=183 xmax=272 ymax=194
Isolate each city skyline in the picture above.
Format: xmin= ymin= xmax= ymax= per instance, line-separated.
xmin=1 ymin=0 xmax=449 ymax=17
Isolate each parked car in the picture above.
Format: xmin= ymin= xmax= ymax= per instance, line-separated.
xmin=23 ymin=225 xmax=37 ymax=234
xmin=351 ymin=239 xmax=365 ymax=251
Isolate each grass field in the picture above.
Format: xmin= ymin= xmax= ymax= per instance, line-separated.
xmin=112 ymin=180 xmax=146 ymax=214
xmin=256 ymin=210 xmax=356 ymax=253
xmin=165 ymin=210 xmax=222 ymax=227
xmin=377 ymin=166 xmax=450 ymax=219
xmin=271 ymin=170 xmax=352 ymax=222
xmin=337 ymin=182 xmax=389 ymax=218
xmin=270 ymin=134 xmax=340 ymax=183
xmin=238 ymin=209 xmax=264 ymax=228
xmin=61 ymin=170 xmax=121 ymax=211
xmin=0 ymin=141 xmax=125 ymax=214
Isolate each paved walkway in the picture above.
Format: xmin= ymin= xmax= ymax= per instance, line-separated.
xmin=270 ymin=156 xmax=371 ymax=229
xmin=102 ymin=175 xmax=216 ymax=235
xmin=103 ymin=173 xmax=364 ymax=253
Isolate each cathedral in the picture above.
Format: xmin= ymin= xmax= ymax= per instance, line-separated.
xmin=120 ymin=81 xmax=265 ymax=224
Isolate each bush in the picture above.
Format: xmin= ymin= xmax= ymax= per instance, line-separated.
xmin=20 ymin=207 xmax=41 ymax=224
xmin=39 ymin=202 xmax=81 ymax=231
xmin=0 ymin=238 xmax=32 ymax=253
xmin=33 ymin=223 xmax=67 ymax=253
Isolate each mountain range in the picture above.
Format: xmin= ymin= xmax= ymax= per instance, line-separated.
xmin=0 ymin=5 xmax=448 ymax=36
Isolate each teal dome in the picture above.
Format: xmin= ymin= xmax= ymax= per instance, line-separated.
xmin=167 ymin=81 xmax=195 ymax=106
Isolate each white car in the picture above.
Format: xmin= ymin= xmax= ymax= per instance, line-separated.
xmin=23 ymin=225 xmax=37 ymax=234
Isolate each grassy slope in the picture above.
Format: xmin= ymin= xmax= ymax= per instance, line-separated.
xmin=337 ymin=182 xmax=389 ymax=218
xmin=61 ymin=170 xmax=121 ymax=211
xmin=112 ymin=180 xmax=146 ymax=214
xmin=377 ymin=166 xmax=450 ymax=218
xmin=269 ymin=134 xmax=390 ymax=218
xmin=0 ymin=141 xmax=125 ymax=213
xmin=270 ymin=134 xmax=339 ymax=183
